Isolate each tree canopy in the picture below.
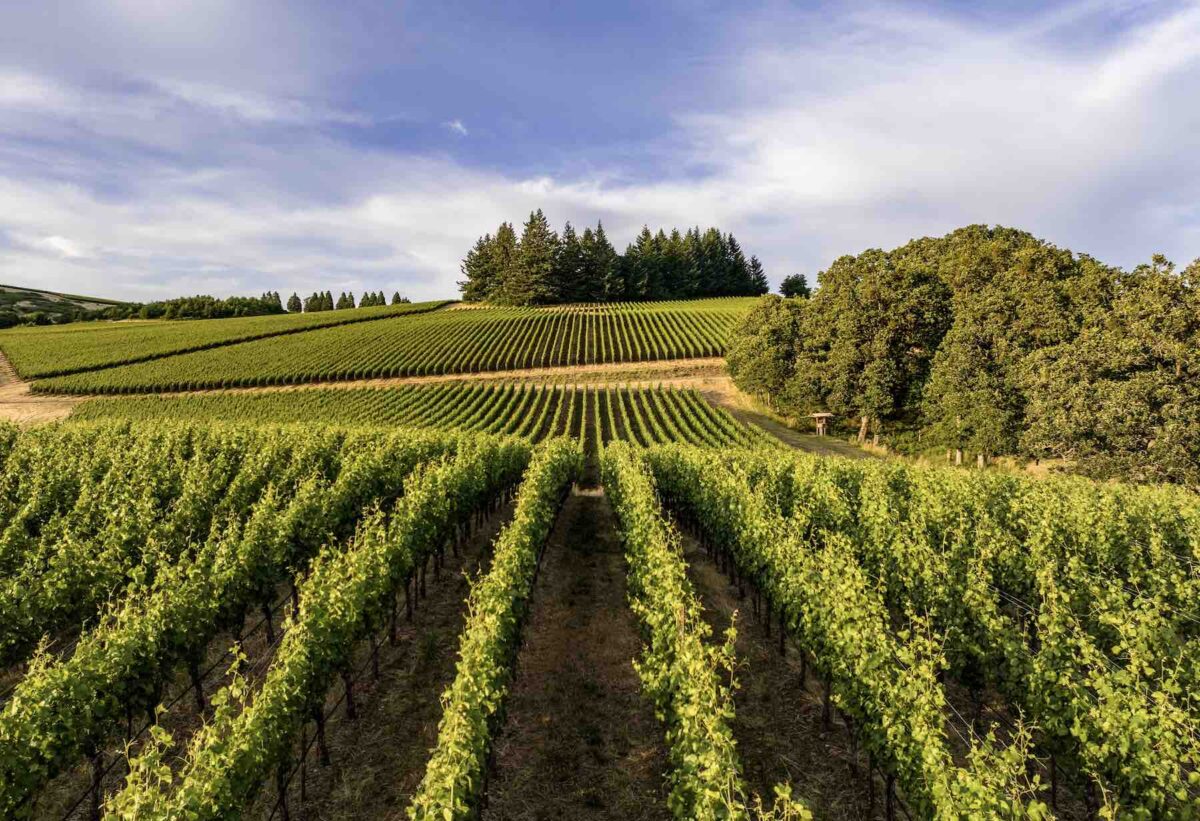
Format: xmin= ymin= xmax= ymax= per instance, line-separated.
xmin=458 ymin=210 xmax=770 ymax=305
xmin=727 ymin=225 xmax=1200 ymax=486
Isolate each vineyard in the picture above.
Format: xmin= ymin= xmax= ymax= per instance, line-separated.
xmin=0 ymin=301 xmax=447 ymax=379
xmin=0 ymin=411 xmax=1193 ymax=820
xmin=70 ymin=383 xmax=773 ymax=451
xmin=29 ymin=298 xmax=754 ymax=394
xmin=0 ymin=290 xmax=1197 ymax=821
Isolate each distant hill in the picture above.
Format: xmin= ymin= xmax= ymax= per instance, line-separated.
xmin=0 ymin=284 xmax=128 ymax=325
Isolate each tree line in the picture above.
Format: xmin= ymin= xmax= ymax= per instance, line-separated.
xmin=727 ymin=225 xmax=1200 ymax=487
xmin=289 ymin=290 xmax=409 ymax=313
xmin=3 ymin=288 xmax=414 ymax=327
xmin=459 ymin=208 xmax=769 ymax=305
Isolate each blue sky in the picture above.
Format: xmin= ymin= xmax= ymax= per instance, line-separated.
xmin=1 ymin=0 xmax=1198 ymax=302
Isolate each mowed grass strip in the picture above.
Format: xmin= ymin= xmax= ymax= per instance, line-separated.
xmin=34 ymin=299 xmax=755 ymax=394
xmin=0 ymin=301 xmax=449 ymax=379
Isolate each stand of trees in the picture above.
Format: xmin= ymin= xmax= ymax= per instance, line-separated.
xmin=727 ymin=225 xmax=1200 ymax=486
xmin=93 ymin=292 xmax=286 ymax=321
xmin=459 ymin=209 xmax=769 ymax=305
xmin=294 ymin=290 xmax=409 ymax=313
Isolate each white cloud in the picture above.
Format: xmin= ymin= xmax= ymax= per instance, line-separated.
xmin=1 ymin=1 xmax=1199 ymax=303
xmin=35 ymin=235 xmax=88 ymax=259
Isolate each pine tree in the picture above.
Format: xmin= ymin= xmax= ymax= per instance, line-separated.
xmin=287 ymin=292 xmax=302 ymax=312
xmin=497 ymin=210 xmax=558 ymax=305
xmin=554 ymin=221 xmax=585 ymax=302
xmin=589 ymin=222 xmax=623 ymax=301
xmin=459 ymin=233 xmax=497 ymax=302
xmin=748 ymin=255 xmax=769 ymax=295
xmin=391 ymin=291 xmax=405 ymax=305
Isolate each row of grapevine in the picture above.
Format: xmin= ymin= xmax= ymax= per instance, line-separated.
xmin=104 ymin=437 xmax=534 ymax=819
xmin=797 ymin=454 xmax=1200 ymax=816
xmin=601 ymin=442 xmax=811 ymax=820
xmin=408 ymin=439 xmax=582 ymax=819
xmin=0 ymin=425 xmax=305 ymax=668
xmin=645 ymin=445 xmax=1048 ymax=819
xmin=0 ymin=301 xmax=448 ymax=379
xmin=71 ymin=383 xmax=776 ymax=450
xmin=35 ymin=298 xmax=755 ymax=394
xmin=0 ymin=425 xmax=475 ymax=817
xmin=655 ymin=445 xmax=1200 ymax=817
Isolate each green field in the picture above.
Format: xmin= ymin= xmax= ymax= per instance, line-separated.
xmin=4 ymin=291 xmax=1199 ymax=821
xmin=70 ymin=382 xmax=773 ymax=450
xmin=32 ymin=298 xmax=753 ymax=393
xmin=0 ymin=300 xmax=448 ymax=379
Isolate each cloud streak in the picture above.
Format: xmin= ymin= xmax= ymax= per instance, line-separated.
xmin=0 ymin=1 xmax=1198 ymax=302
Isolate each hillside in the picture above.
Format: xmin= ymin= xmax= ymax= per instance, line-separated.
xmin=28 ymin=298 xmax=755 ymax=393
xmin=0 ymin=284 xmax=128 ymax=325
xmin=0 ymin=294 xmax=1197 ymax=820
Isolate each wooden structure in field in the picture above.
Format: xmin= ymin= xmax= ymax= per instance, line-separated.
xmin=809 ymin=412 xmax=833 ymax=436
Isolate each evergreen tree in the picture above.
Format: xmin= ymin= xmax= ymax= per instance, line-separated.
xmin=392 ymin=291 xmax=407 ymax=305
xmin=497 ymin=209 xmax=559 ymax=305
xmin=287 ymin=292 xmax=302 ymax=312
xmin=459 ymin=233 xmax=497 ymax=302
xmin=553 ymin=221 xmax=585 ymax=302
xmin=748 ymin=255 xmax=769 ymax=295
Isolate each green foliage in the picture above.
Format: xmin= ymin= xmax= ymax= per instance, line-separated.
xmin=72 ymin=383 xmax=775 ymax=451
xmin=651 ymin=444 xmax=1200 ymax=818
xmin=603 ymin=442 xmax=812 ymax=820
xmin=459 ymin=211 xmax=768 ymax=305
xmin=778 ymin=274 xmax=810 ymax=299
xmin=0 ymin=300 xmax=447 ymax=379
xmin=37 ymin=299 xmax=753 ymax=393
xmin=727 ymin=224 xmax=1200 ymax=483
xmin=105 ymin=436 xmax=533 ymax=819
xmin=0 ymin=422 xmax=467 ymax=816
xmin=409 ymin=439 xmax=581 ymax=819
xmin=725 ymin=295 xmax=806 ymax=408
xmin=1020 ymin=255 xmax=1200 ymax=485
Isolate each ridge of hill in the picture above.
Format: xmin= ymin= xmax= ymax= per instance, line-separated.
xmin=0 ymin=284 xmax=128 ymax=325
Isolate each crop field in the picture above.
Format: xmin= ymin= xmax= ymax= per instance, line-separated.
xmin=70 ymin=383 xmax=772 ymax=450
xmin=2 ymin=294 xmax=1198 ymax=821
xmin=32 ymin=298 xmax=754 ymax=394
xmin=0 ymin=416 xmax=1195 ymax=820
xmin=0 ymin=301 xmax=448 ymax=379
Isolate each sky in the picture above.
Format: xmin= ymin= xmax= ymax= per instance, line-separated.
xmin=1 ymin=0 xmax=1198 ymax=303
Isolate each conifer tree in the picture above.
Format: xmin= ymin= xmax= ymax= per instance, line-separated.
xmin=748 ymin=255 xmax=769 ymax=295
xmin=287 ymin=292 xmax=302 ymax=312
xmin=497 ymin=210 xmax=558 ymax=305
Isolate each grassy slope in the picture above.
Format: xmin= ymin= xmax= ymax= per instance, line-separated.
xmin=33 ymin=298 xmax=756 ymax=394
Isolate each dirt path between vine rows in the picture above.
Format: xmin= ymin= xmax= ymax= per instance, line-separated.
xmin=0 ymin=349 xmax=82 ymax=424
xmin=482 ymin=488 xmax=668 ymax=821
xmin=250 ymin=501 xmax=515 ymax=821
xmin=679 ymin=531 xmax=882 ymax=820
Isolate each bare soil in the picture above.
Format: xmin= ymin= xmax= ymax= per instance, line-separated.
xmin=0 ymin=349 xmax=82 ymax=425
xmin=254 ymin=502 xmax=515 ymax=821
xmin=482 ymin=488 xmax=668 ymax=821
xmin=678 ymin=531 xmax=883 ymax=820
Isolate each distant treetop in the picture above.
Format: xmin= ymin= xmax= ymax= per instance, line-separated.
xmin=458 ymin=209 xmax=770 ymax=305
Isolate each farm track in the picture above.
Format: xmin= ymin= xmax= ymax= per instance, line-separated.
xmin=0 ymin=350 xmax=82 ymax=424
xmin=679 ymin=530 xmax=882 ymax=821
xmin=482 ymin=488 xmax=668 ymax=821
